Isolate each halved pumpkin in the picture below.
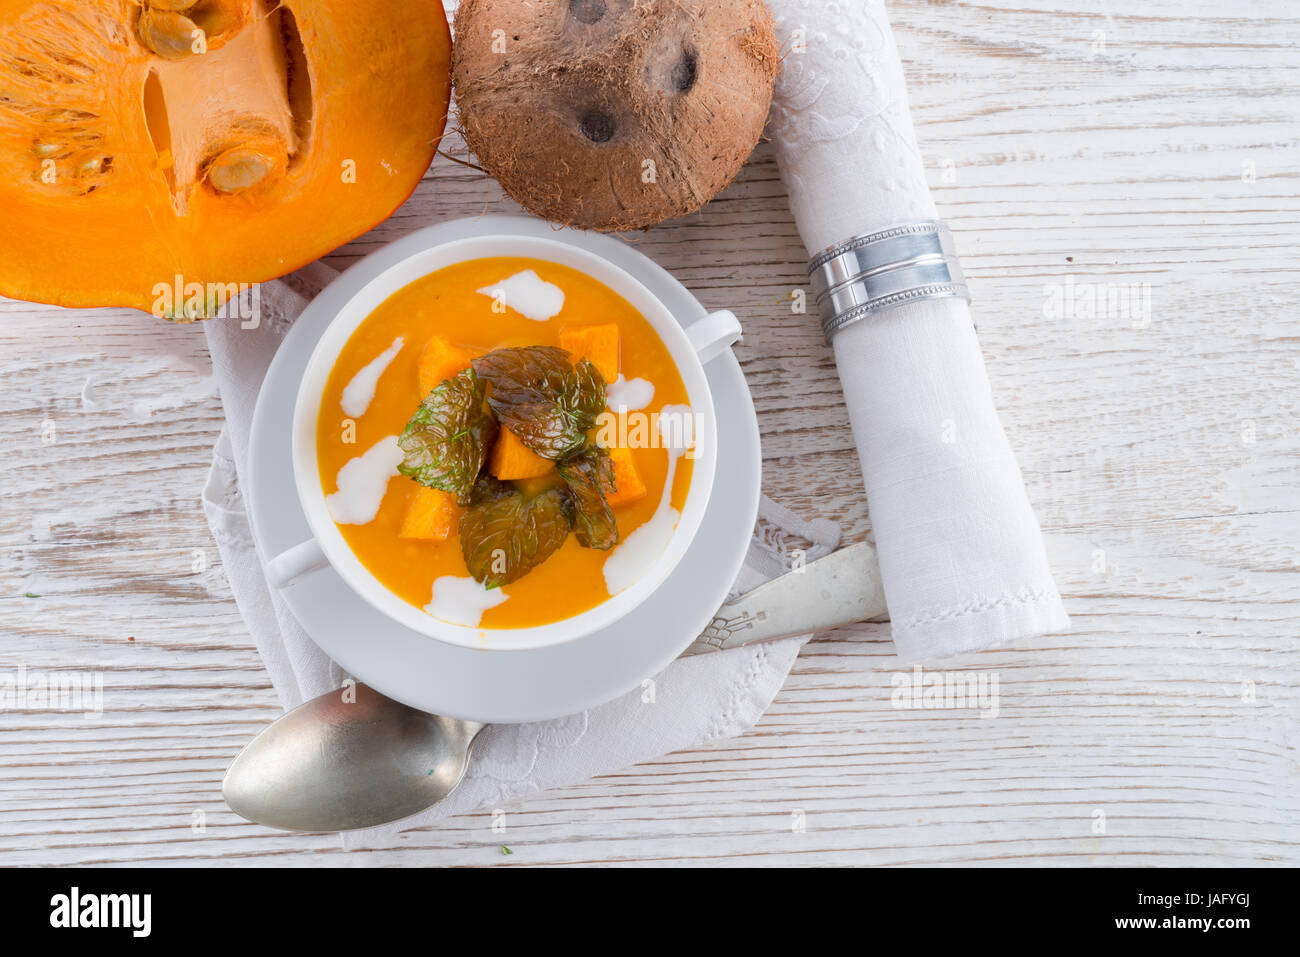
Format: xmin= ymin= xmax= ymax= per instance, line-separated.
xmin=0 ymin=0 xmax=451 ymax=316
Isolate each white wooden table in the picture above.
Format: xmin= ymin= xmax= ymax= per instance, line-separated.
xmin=2 ymin=0 xmax=1297 ymax=866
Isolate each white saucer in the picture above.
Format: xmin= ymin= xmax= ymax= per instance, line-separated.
xmin=247 ymin=215 xmax=761 ymax=723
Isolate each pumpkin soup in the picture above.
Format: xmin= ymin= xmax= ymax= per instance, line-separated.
xmin=316 ymin=257 xmax=694 ymax=630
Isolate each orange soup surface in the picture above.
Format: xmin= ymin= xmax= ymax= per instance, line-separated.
xmin=317 ymin=257 xmax=694 ymax=630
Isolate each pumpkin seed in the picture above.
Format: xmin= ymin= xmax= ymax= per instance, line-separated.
xmin=138 ymin=8 xmax=204 ymax=60
xmin=206 ymin=147 xmax=274 ymax=193
xmin=33 ymin=142 xmax=64 ymax=159
xmin=45 ymin=108 xmax=96 ymax=125
xmin=149 ymin=0 xmax=198 ymax=10
xmin=76 ymin=154 xmax=111 ymax=177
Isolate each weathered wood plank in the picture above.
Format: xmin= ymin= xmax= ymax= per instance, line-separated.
xmin=0 ymin=0 xmax=1296 ymax=866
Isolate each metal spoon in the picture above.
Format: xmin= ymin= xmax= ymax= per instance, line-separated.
xmin=223 ymin=684 xmax=485 ymax=832
xmin=223 ymin=542 xmax=885 ymax=831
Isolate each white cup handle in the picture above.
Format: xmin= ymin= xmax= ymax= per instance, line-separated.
xmin=684 ymin=309 xmax=742 ymax=365
xmin=266 ymin=538 xmax=328 ymax=589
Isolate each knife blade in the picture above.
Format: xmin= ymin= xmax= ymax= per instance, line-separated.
xmin=679 ymin=541 xmax=887 ymax=656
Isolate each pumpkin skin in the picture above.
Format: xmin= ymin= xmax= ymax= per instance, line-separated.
xmin=0 ymin=0 xmax=451 ymax=316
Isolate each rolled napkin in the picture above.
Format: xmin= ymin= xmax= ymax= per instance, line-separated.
xmin=201 ymin=266 xmax=840 ymax=845
xmin=766 ymin=0 xmax=1068 ymax=660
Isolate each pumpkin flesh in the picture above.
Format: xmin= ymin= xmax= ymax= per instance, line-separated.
xmin=0 ymin=0 xmax=451 ymax=315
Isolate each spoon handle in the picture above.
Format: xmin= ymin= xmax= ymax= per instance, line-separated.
xmin=679 ymin=542 xmax=886 ymax=657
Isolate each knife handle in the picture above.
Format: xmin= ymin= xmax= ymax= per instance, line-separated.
xmin=679 ymin=542 xmax=887 ymax=657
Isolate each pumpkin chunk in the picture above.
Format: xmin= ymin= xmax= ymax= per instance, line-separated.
xmin=399 ymin=485 xmax=458 ymax=541
xmin=489 ymin=427 xmax=555 ymax=480
xmin=604 ymin=445 xmax=646 ymax=508
xmin=0 ymin=0 xmax=453 ymax=314
xmin=559 ymin=324 xmax=619 ymax=384
xmin=417 ymin=336 xmax=474 ymax=397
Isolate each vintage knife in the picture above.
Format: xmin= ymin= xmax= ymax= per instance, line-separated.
xmin=680 ymin=542 xmax=887 ymax=656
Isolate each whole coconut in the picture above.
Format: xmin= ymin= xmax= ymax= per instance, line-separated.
xmin=452 ymin=0 xmax=779 ymax=231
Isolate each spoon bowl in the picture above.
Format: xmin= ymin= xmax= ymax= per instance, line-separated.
xmin=223 ymin=683 xmax=484 ymax=832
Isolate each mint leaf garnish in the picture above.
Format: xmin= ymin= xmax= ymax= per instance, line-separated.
xmin=557 ymin=446 xmax=619 ymax=550
xmin=397 ymin=369 xmax=498 ymax=505
xmin=472 ymin=346 xmax=606 ymax=460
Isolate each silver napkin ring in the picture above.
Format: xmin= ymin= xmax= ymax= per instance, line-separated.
xmin=809 ymin=221 xmax=970 ymax=343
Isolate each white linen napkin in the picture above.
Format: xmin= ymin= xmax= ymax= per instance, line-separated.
xmin=765 ymin=0 xmax=1068 ymax=660
xmin=201 ymin=266 xmax=838 ymax=846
